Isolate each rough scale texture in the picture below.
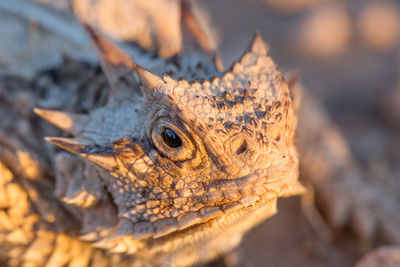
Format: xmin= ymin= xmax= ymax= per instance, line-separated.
xmin=1 ymin=1 xmax=400 ymax=267
xmin=0 ymin=5 xmax=303 ymax=266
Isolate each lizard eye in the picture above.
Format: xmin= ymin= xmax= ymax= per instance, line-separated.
xmin=161 ymin=128 xmax=182 ymax=148
xmin=151 ymin=118 xmax=195 ymax=162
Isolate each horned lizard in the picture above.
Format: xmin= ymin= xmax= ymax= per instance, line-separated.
xmin=0 ymin=2 xmax=304 ymax=266
xmin=0 ymin=1 xmax=400 ymax=267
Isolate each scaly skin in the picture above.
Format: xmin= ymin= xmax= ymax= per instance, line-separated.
xmin=3 ymin=1 xmax=400 ymax=266
xmin=0 ymin=12 xmax=303 ymax=267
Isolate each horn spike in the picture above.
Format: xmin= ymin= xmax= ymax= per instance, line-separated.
xmin=249 ymin=32 xmax=269 ymax=55
xmin=81 ymin=152 xmax=117 ymax=171
xmin=226 ymin=32 xmax=270 ymax=75
xmin=83 ymin=23 xmax=133 ymax=68
xmin=213 ymin=53 xmax=224 ymax=72
xmin=81 ymin=22 xmax=139 ymax=97
xmin=180 ymin=0 xmax=213 ymax=53
xmin=34 ymin=108 xmax=89 ymax=135
xmin=180 ymin=0 xmax=223 ymax=72
xmin=45 ymin=137 xmax=91 ymax=155
xmin=132 ymin=63 xmax=165 ymax=91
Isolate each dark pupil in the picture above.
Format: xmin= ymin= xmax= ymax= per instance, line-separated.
xmin=161 ymin=128 xmax=182 ymax=148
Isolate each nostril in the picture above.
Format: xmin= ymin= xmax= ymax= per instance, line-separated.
xmin=235 ymin=140 xmax=247 ymax=155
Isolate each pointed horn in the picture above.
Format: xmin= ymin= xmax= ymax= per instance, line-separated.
xmin=180 ymin=0 xmax=223 ymax=72
xmin=46 ymin=136 xmax=117 ymax=170
xmin=132 ymin=63 xmax=165 ymax=92
xmin=213 ymin=53 xmax=224 ymax=72
xmin=81 ymin=152 xmax=117 ymax=171
xmin=34 ymin=108 xmax=89 ymax=135
xmin=227 ymin=32 xmax=270 ymax=75
xmin=181 ymin=0 xmax=213 ymax=53
xmin=83 ymin=22 xmax=133 ymax=68
xmin=249 ymin=32 xmax=269 ymax=55
xmin=45 ymin=137 xmax=92 ymax=154
xmin=81 ymin=23 xmax=139 ymax=95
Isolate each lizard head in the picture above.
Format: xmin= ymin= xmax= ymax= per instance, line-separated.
xmin=35 ymin=24 xmax=303 ymax=256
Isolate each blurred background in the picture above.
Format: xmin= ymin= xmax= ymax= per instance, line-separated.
xmin=0 ymin=0 xmax=399 ymax=266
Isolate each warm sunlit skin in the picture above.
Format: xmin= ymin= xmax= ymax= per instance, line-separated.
xmin=32 ymin=24 xmax=303 ymax=266
xmin=2 ymin=2 xmax=400 ymax=266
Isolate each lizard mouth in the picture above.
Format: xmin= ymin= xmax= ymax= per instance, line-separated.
xmin=87 ymin=170 xmax=302 ymax=257
xmin=87 ymin=154 xmax=302 ymax=255
xmin=132 ymin=171 xmax=303 ymax=260
xmin=176 ymin=165 xmax=302 ymax=230
xmin=143 ymin=164 xmax=303 ymax=241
